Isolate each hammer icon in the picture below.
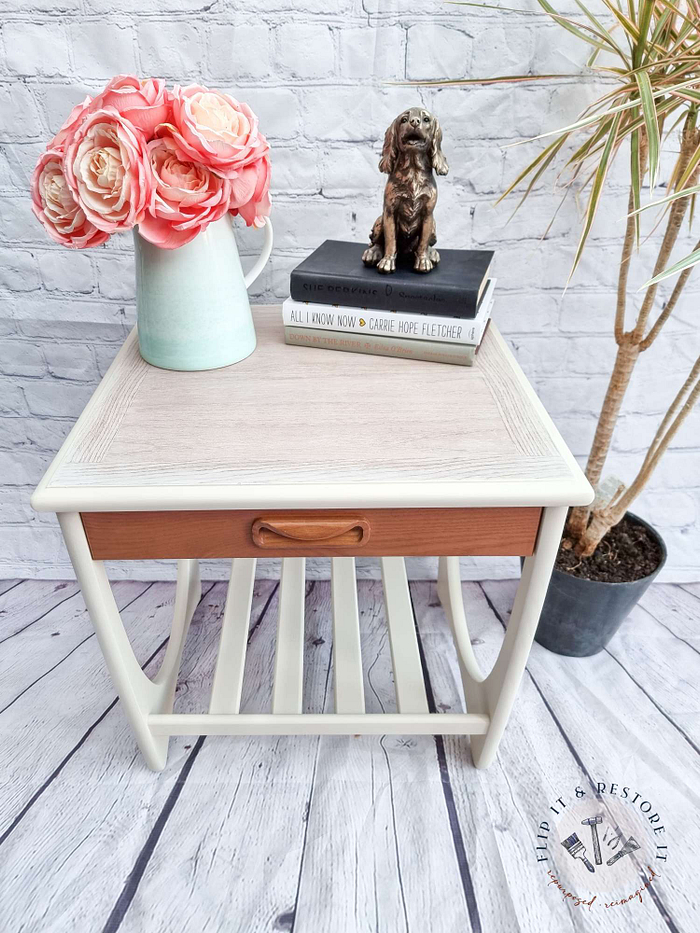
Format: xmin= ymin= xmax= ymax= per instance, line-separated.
xmin=581 ymin=816 xmax=603 ymax=865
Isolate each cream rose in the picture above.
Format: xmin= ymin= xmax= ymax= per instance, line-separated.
xmin=138 ymin=136 xmax=232 ymax=248
xmin=64 ymin=108 xmax=153 ymax=233
xmin=164 ymin=85 xmax=269 ymax=179
xmin=31 ymin=149 xmax=109 ymax=248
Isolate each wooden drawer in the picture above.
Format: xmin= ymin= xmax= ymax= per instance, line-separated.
xmin=81 ymin=507 xmax=542 ymax=559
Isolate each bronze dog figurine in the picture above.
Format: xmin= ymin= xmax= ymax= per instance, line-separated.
xmin=362 ymin=106 xmax=448 ymax=274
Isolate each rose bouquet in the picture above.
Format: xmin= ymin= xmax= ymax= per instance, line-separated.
xmin=31 ymin=75 xmax=271 ymax=251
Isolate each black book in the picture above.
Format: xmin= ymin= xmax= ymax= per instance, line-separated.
xmin=290 ymin=240 xmax=494 ymax=319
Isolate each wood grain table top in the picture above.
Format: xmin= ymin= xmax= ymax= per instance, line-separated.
xmin=33 ymin=306 xmax=593 ymax=512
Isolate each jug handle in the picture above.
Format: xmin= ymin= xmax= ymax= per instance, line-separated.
xmin=239 ymin=217 xmax=274 ymax=289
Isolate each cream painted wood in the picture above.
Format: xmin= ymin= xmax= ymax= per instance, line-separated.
xmin=380 ymin=557 xmax=430 ymax=714
xmin=32 ymin=308 xmax=593 ymax=512
xmin=272 ymin=557 xmax=306 ymax=714
xmin=208 ymin=558 xmax=256 ymax=714
xmin=438 ymin=505 xmax=568 ymax=769
xmin=331 ymin=557 xmax=365 ymax=714
xmin=148 ymin=713 xmax=491 ymax=736
xmin=57 ymin=512 xmax=201 ymax=770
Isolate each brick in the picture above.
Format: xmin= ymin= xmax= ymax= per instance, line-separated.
xmin=447 ymin=145 xmax=504 ymax=196
xmin=277 ymin=24 xmax=335 ymax=79
xmin=207 ymin=24 xmax=272 ymax=82
xmin=243 ymin=87 xmax=300 ymax=140
xmin=0 ymin=380 xmax=29 ymax=415
xmin=406 ymin=25 xmax=471 ymax=80
xmin=44 ymin=343 xmax=97 ymax=381
xmin=471 ymin=25 xmax=534 ymax=78
xmin=137 ymin=22 xmax=204 ymax=78
xmin=94 ymin=255 xmax=135 ymax=301
xmin=639 ymin=490 xmax=698 ymax=529
xmin=0 ymin=448 xmax=53 ymax=486
xmin=38 ymin=250 xmax=94 ymax=294
xmin=0 ymin=84 xmax=43 ymax=141
xmin=320 ymin=147 xmax=380 ymax=197
xmin=338 ymin=26 xmax=405 ymax=80
xmin=0 ymin=340 xmax=45 ymax=377
xmin=10 ymin=414 xmax=72 ymax=451
xmin=39 ymin=83 xmax=96 ymax=136
xmin=0 ymin=141 xmax=46 ymax=190
xmin=3 ymin=22 xmax=71 ymax=77
xmin=0 ymin=249 xmax=41 ymax=291
xmin=0 ymin=197 xmax=41 ymax=244
xmin=302 ymin=86 xmax=413 ymax=142
xmin=3 ymin=524 xmax=64 ymax=562
xmin=271 ymin=147 xmax=320 ymax=195
xmin=69 ymin=23 xmax=136 ymax=80
xmin=272 ymin=200 xmax=353 ymax=250
xmin=23 ymin=380 xmax=93 ymax=418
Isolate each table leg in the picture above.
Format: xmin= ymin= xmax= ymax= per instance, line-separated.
xmin=58 ymin=512 xmax=201 ymax=771
xmin=438 ymin=505 xmax=566 ymax=769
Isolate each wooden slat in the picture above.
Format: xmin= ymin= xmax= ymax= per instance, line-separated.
xmin=272 ymin=558 xmax=306 ymax=714
xmin=380 ymin=557 xmax=429 ymax=714
xmin=81 ymin=506 xmax=542 ymax=559
xmin=331 ymin=557 xmax=364 ymax=714
xmin=149 ymin=713 xmax=490 ymax=735
xmin=209 ymin=559 xmax=256 ymax=714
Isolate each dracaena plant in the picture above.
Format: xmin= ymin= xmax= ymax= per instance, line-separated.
xmin=440 ymin=0 xmax=700 ymax=557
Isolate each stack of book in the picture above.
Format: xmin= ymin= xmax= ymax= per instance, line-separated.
xmin=283 ymin=240 xmax=495 ymax=366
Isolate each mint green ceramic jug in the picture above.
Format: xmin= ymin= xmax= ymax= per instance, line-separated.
xmin=133 ymin=216 xmax=273 ymax=371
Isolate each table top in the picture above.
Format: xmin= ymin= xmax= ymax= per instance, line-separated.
xmin=32 ymin=306 xmax=593 ymax=512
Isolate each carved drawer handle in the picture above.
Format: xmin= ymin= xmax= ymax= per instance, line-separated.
xmin=251 ymin=516 xmax=371 ymax=549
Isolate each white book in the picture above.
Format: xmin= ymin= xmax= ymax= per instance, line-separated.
xmin=282 ymin=279 xmax=496 ymax=346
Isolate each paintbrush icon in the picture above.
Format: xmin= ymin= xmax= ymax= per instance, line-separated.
xmin=561 ymin=832 xmax=595 ymax=872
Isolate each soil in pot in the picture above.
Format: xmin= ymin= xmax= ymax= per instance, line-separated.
xmin=556 ymin=513 xmax=664 ymax=583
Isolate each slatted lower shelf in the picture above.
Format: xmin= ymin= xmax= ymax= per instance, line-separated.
xmin=157 ymin=555 xmax=489 ymax=739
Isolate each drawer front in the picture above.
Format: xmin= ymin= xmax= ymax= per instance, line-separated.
xmin=81 ymin=507 xmax=542 ymax=560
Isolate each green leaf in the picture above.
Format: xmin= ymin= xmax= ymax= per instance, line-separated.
xmin=635 ymin=71 xmax=660 ymax=187
xmin=630 ymin=123 xmax=642 ymax=245
xmin=643 ymin=245 xmax=700 ymax=287
xmin=630 ymin=182 xmax=700 ymax=216
xmin=569 ymin=111 xmax=623 ymax=281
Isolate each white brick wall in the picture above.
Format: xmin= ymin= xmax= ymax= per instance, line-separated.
xmin=1 ymin=1 xmax=699 ymax=582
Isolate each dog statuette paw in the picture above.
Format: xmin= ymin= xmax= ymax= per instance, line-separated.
xmin=363 ymin=106 xmax=448 ymax=275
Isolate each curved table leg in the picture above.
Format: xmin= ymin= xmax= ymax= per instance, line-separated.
xmin=58 ymin=512 xmax=201 ymax=771
xmin=438 ymin=505 xmax=566 ymax=769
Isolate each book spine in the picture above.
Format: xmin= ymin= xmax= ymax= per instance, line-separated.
xmin=284 ymin=326 xmax=476 ymax=366
xmin=283 ymin=298 xmax=486 ymax=345
xmin=290 ymin=269 xmax=477 ymax=318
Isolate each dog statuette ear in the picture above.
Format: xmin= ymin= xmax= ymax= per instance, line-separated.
xmin=378 ymin=118 xmax=398 ymax=174
xmin=362 ymin=107 xmax=448 ymax=274
xmin=431 ymin=118 xmax=449 ymax=176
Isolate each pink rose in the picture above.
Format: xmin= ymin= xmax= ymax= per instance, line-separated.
xmin=138 ymin=136 xmax=232 ymax=248
xmin=48 ymin=95 xmax=92 ymax=152
xmin=90 ymin=75 xmax=172 ymax=138
xmin=64 ymin=108 xmax=153 ymax=233
xmin=231 ymin=154 xmax=271 ymax=228
xmin=164 ymin=85 xmax=269 ymax=178
xmin=31 ymin=149 xmax=109 ymax=249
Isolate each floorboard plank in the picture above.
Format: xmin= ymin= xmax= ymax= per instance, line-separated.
xmin=0 ymin=579 xmax=80 ymax=642
xmin=0 ymin=579 xmax=22 ymax=598
xmin=0 ymin=580 xmax=149 ymax=712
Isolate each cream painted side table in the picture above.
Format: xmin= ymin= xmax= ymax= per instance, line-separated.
xmin=32 ymin=307 xmax=593 ymax=771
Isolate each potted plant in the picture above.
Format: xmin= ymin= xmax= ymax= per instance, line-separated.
xmin=437 ymin=1 xmax=700 ymax=655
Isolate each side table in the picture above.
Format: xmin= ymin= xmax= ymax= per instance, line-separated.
xmin=32 ymin=307 xmax=593 ymax=771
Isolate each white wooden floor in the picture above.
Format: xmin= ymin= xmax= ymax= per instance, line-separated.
xmin=1 ymin=574 xmax=699 ymax=933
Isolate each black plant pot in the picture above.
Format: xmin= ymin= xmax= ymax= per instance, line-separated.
xmin=533 ymin=512 xmax=667 ymax=658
